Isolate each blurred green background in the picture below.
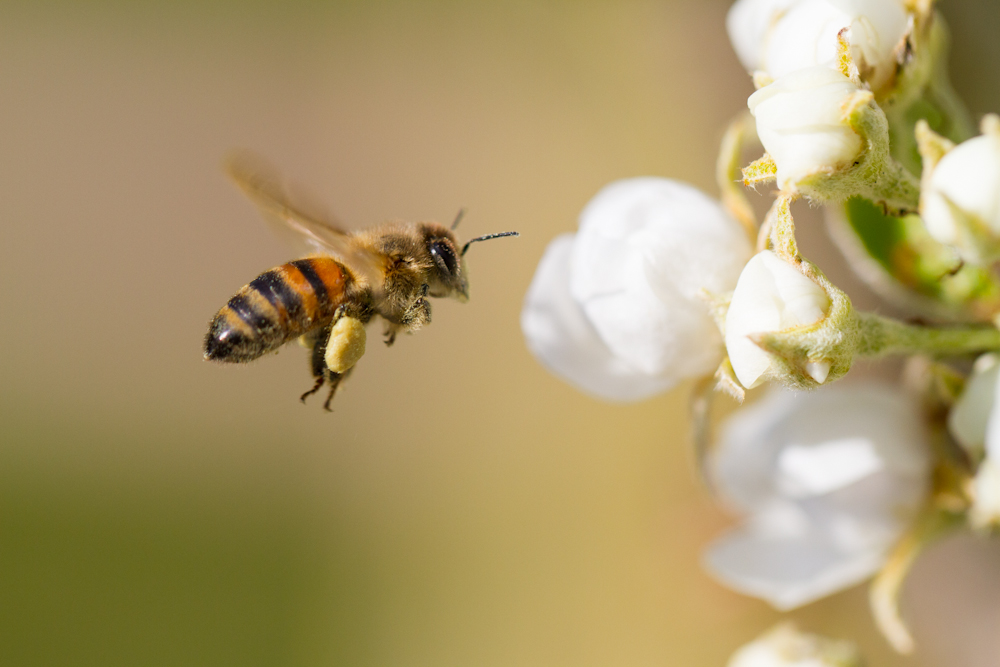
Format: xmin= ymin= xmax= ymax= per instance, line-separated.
xmin=2 ymin=1 xmax=999 ymax=665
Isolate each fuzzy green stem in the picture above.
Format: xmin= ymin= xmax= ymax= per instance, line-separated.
xmin=863 ymin=156 xmax=922 ymax=216
xmin=857 ymin=312 xmax=1000 ymax=357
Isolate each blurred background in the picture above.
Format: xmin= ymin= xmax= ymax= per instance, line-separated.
xmin=2 ymin=1 xmax=999 ymax=665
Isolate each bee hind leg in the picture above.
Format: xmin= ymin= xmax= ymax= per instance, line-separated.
xmin=300 ymin=376 xmax=325 ymax=403
xmin=299 ymin=322 xmax=334 ymax=405
xmin=322 ymin=372 xmax=346 ymax=412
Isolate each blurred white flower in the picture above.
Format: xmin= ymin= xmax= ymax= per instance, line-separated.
xmin=749 ymin=66 xmax=864 ymax=192
xmin=947 ymin=353 xmax=999 ymax=459
xmin=521 ymin=178 xmax=752 ymax=401
xmin=971 ymin=459 xmax=1000 ymax=529
xmin=727 ymin=0 xmax=909 ymax=93
xmin=704 ymin=384 xmax=931 ymax=610
xmin=728 ymin=623 xmax=863 ymax=667
xmin=921 ymin=120 xmax=1000 ymax=265
xmin=725 ymin=250 xmax=831 ymax=389
xmin=947 ymin=353 xmax=1000 ymax=527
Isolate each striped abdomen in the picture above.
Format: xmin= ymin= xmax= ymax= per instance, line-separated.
xmin=205 ymin=257 xmax=350 ymax=363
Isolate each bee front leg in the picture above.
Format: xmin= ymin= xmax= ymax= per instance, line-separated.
xmin=400 ymin=283 xmax=432 ymax=330
xmin=383 ymin=322 xmax=400 ymax=347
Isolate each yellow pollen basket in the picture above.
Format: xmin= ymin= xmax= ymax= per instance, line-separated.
xmin=324 ymin=316 xmax=367 ymax=374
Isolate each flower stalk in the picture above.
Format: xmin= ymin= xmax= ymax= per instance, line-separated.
xmin=870 ymin=507 xmax=964 ymax=654
xmin=716 ymin=112 xmax=759 ymax=240
xmin=856 ymin=313 xmax=1000 ymax=358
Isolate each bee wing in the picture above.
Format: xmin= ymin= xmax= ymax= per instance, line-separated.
xmin=225 ymin=154 xmax=384 ymax=287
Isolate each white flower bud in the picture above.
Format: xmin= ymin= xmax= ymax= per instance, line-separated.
xmin=725 ymin=250 xmax=831 ymax=389
xmin=727 ymin=0 xmax=909 ymax=94
xmin=921 ymin=121 xmax=1000 ymax=265
xmin=728 ymin=623 xmax=863 ymax=667
xmin=705 ymin=384 xmax=931 ymax=610
xmin=749 ymin=66 xmax=864 ymax=192
xmin=522 ymin=178 xmax=752 ymax=401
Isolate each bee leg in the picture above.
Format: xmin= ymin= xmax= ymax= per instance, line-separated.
xmin=300 ymin=376 xmax=325 ymax=403
xmin=383 ymin=322 xmax=399 ymax=347
xmin=300 ymin=322 xmax=334 ymax=405
xmin=400 ymin=283 xmax=432 ymax=330
xmin=322 ymin=372 xmax=345 ymax=412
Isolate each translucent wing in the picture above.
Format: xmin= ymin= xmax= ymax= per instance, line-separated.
xmin=225 ymin=153 xmax=383 ymax=286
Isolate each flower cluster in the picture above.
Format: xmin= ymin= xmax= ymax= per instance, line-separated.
xmin=522 ymin=0 xmax=1000 ymax=659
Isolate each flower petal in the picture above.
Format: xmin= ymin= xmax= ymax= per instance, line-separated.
xmin=570 ymin=177 xmax=751 ymax=380
xmin=749 ymin=67 xmax=864 ymax=190
xmin=947 ymin=353 xmax=1000 ymax=458
xmin=726 ymin=0 xmax=800 ymax=72
xmin=924 ymin=132 xmax=1000 ymax=260
xmin=521 ymin=234 xmax=678 ymax=401
xmin=705 ymin=508 xmax=889 ymax=610
xmin=707 ymin=383 xmax=931 ymax=609
xmin=714 ymin=384 xmax=929 ymax=511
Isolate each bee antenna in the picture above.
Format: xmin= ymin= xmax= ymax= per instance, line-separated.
xmin=451 ymin=207 xmax=467 ymax=230
xmin=461 ymin=231 xmax=519 ymax=256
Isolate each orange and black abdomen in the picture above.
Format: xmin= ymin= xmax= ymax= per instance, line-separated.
xmin=204 ymin=257 xmax=350 ymax=363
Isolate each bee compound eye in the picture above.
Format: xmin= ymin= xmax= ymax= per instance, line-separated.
xmin=430 ymin=240 xmax=459 ymax=277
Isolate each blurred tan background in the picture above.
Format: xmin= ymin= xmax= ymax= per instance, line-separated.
xmin=1 ymin=1 xmax=998 ymax=665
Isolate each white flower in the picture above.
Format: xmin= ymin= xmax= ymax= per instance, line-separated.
xmin=921 ymin=121 xmax=1000 ymax=265
xmin=947 ymin=353 xmax=1000 ymax=527
xmin=704 ymin=384 xmax=931 ymax=610
xmin=728 ymin=623 xmax=863 ymax=667
xmin=521 ymin=178 xmax=752 ymax=401
xmin=749 ymin=66 xmax=864 ymax=192
xmin=947 ymin=353 xmax=1000 ymax=459
xmin=520 ymin=234 xmax=676 ymax=401
xmin=725 ymin=250 xmax=832 ymax=389
xmin=971 ymin=459 xmax=1000 ymax=528
xmin=727 ymin=0 xmax=798 ymax=75
xmin=727 ymin=0 xmax=909 ymax=93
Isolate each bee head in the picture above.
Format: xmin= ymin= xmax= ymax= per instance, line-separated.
xmin=421 ymin=223 xmax=469 ymax=302
xmin=421 ymin=212 xmax=518 ymax=303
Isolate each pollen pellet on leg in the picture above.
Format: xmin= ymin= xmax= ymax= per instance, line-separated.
xmin=324 ymin=316 xmax=367 ymax=373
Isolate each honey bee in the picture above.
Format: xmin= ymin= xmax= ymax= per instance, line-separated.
xmin=204 ymin=157 xmax=518 ymax=410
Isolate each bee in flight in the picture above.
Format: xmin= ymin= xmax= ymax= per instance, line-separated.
xmin=204 ymin=156 xmax=518 ymax=410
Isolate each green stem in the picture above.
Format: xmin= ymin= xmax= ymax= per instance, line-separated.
xmin=863 ymin=157 xmax=921 ymax=217
xmin=858 ymin=312 xmax=1000 ymax=357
